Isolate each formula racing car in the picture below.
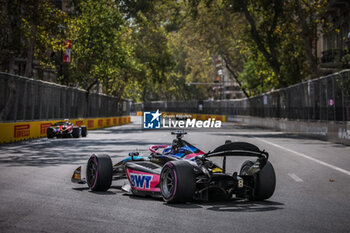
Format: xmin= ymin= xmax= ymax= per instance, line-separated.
xmin=47 ymin=120 xmax=87 ymax=138
xmin=71 ymin=132 xmax=276 ymax=203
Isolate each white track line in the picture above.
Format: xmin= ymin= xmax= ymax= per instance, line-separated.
xmin=288 ymin=173 xmax=304 ymax=182
xmin=254 ymin=137 xmax=350 ymax=176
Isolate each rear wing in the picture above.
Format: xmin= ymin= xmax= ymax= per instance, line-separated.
xmin=205 ymin=149 xmax=268 ymax=160
xmin=205 ymin=141 xmax=268 ymax=159
xmin=203 ymin=142 xmax=269 ymax=174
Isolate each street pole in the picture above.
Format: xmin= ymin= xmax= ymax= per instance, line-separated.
xmin=221 ymin=74 xmax=225 ymax=100
xmin=58 ymin=24 xmax=65 ymax=81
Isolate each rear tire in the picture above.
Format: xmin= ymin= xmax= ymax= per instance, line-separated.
xmin=86 ymin=154 xmax=113 ymax=191
xmin=47 ymin=127 xmax=55 ymax=138
xmin=81 ymin=126 xmax=87 ymax=137
xmin=160 ymin=161 xmax=195 ymax=203
xmin=72 ymin=127 xmax=80 ymax=138
xmin=240 ymin=160 xmax=276 ymax=201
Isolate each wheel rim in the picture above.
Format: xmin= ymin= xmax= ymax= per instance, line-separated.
xmin=241 ymin=165 xmax=250 ymax=176
xmin=87 ymin=158 xmax=98 ymax=187
xmin=161 ymin=167 xmax=175 ymax=199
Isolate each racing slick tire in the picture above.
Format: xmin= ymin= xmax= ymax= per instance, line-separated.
xmin=240 ymin=160 xmax=276 ymax=201
xmin=160 ymin=161 xmax=196 ymax=203
xmin=72 ymin=127 xmax=80 ymax=138
xmin=86 ymin=154 xmax=113 ymax=191
xmin=81 ymin=126 xmax=88 ymax=137
xmin=47 ymin=127 xmax=55 ymax=138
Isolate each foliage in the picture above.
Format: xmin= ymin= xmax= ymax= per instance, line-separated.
xmin=0 ymin=0 xmax=67 ymax=77
xmin=0 ymin=0 xmax=334 ymax=100
xmin=68 ymin=0 xmax=126 ymax=94
xmin=225 ymin=0 xmax=329 ymax=89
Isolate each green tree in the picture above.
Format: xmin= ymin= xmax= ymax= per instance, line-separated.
xmin=0 ymin=0 xmax=67 ymax=77
xmin=68 ymin=0 xmax=127 ymax=95
xmin=227 ymin=0 xmax=329 ymax=84
xmin=180 ymin=0 xmax=250 ymax=96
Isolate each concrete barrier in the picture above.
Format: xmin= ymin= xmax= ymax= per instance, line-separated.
xmin=0 ymin=116 xmax=131 ymax=144
xmin=228 ymin=115 xmax=350 ymax=146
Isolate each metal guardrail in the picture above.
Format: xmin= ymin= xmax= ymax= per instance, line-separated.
xmin=0 ymin=72 xmax=131 ymax=122
xmin=135 ymin=70 xmax=350 ymax=122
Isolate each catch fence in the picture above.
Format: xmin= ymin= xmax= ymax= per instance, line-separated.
xmin=137 ymin=70 xmax=350 ymax=122
xmin=0 ymin=72 xmax=130 ymax=122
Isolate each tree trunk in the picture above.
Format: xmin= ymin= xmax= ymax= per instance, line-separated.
xmin=113 ymin=73 xmax=129 ymax=103
xmin=221 ymin=55 xmax=250 ymax=97
xmin=0 ymin=76 xmax=16 ymax=121
xmin=296 ymin=1 xmax=319 ymax=77
xmin=242 ymin=4 xmax=281 ymax=78
xmin=86 ymin=76 xmax=99 ymax=93
xmin=2 ymin=0 xmax=15 ymax=74
xmin=8 ymin=55 xmax=15 ymax=74
xmin=25 ymin=24 xmax=37 ymax=78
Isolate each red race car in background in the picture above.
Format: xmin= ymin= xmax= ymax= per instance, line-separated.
xmin=47 ymin=120 xmax=87 ymax=138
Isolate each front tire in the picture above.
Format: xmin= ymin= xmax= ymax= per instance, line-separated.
xmin=240 ymin=160 xmax=276 ymax=201
xmin=47 ymin=127 xmax=55 ymax=138
xmin=72 ymin=127 xmax=80 ymax=138
xmin=86 ymin=154 xmax=113 ymax=191
xmin=160 ymin=161 xmax=196 ymax=203
xmin=81 ymin=126 xmax=88 ymax=137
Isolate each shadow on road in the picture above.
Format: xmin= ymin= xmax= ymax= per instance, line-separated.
xmin=110 ymin=191 xmax=284 ymax=212
xmin=72 ymin=185 xmax=126 ymax=195
xmin=210 ymin=130 xmax=350 ymax=148
xmin=211 ymin=130 xmax=331 ymax=142
xmin=165 ymin=199 xmax=284 ymax=212
xmin=93 ymin=127 xmax=143 ymax=134
xmin=0 ymin=135 xmax=170 ymax=167
xmin=88 ymin=190 xmax=116 ymax=195
xmin=210 ymin=131 xmax=316 ymax=140
xmin=204 ymin=199 xmax=284 ymax=212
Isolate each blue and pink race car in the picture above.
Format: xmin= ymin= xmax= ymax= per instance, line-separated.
xmin=72 ymin=132 xmax=276 ymax=203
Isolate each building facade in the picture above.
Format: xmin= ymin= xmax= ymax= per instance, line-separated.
xmin=318 ymin=0 xmax=350 ymax=74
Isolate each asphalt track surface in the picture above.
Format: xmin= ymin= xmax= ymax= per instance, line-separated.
xmin=0 ymin=116 xmax=349 ymax=233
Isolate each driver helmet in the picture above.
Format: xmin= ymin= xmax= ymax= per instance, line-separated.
xmin=172 ymin=139 xmax=179 ymax=154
